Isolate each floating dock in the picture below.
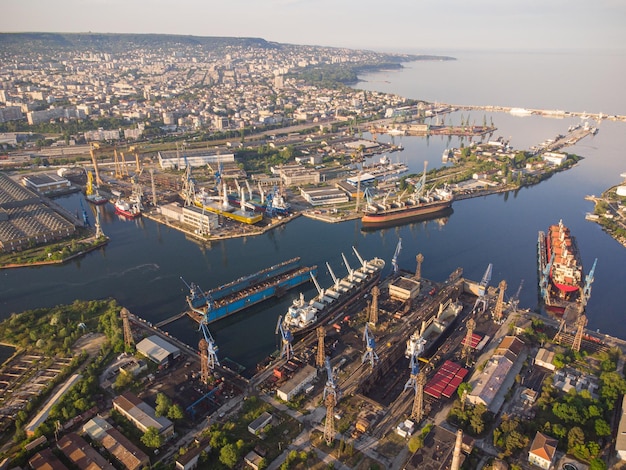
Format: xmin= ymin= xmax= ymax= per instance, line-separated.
xmin=185 ymin=258 xmax=317 ymax=324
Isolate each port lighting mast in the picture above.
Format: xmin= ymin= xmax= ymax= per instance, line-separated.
xmin=369 ymin=285 xmax=380 ymax=325
xmin=120 ymin=307 xmax=134 ymax=350
xmin=492 ymin=280 xmax=507 ymax=323
xmin=276 ymin=315 xmax=293 ymax=361
xmin=316 ymin=326 xmax=326 ymax=368
xmin=323 ymin=357 xmax=339 ymax=445
xmin=472 ymin=263 xmax=493 ymax=314
xmin=362 ymin=323 xmax=379 ymax=367
xmin=415 ymin=253 xmax=424 ymax=280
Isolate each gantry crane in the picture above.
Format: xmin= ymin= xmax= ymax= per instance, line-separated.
xmin=392 ymin=238 xmax=402 ymax=274
xmin=199 ymin=321 xmax=220 ymax=371
xmin=323 ymin=357 xmax=339 ymax=445
xmin=362 ymin=323 xmax=379 ymax=367
xmin=276 ymin=315 xmax=293 ymax=361
xmin=472 ymin=263 xmax=493 ymax=314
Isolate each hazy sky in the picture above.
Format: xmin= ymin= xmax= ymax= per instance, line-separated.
xmin=2 ymin=0 xmax=625 ymax=53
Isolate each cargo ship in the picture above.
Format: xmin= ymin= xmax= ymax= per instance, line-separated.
xmin=282 ymin=247 xmax=385 ymax=337
xmin=184 ymin=257 xmax=317 ymax=324
xmin=361 ymin=161 xmax=453 ymax=228
xmin=538 ymin=220 xmax=592 ymax=317
xmin=411 ymin=299 xmax=462 ymax=357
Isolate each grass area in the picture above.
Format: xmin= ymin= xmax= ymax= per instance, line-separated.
xmin=0 ymin=229 xmax=107 ymax=268
xmin=376 ymin=432 xmax=407 ymax=460
xmin=310 ymin=430 xmax=384 ymax=469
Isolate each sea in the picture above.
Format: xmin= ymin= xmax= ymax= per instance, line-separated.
xmin=1 ymin=49 xmax=626 ymax=374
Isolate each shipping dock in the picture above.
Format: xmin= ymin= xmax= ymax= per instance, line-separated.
xmin=184 ymin=257 xmax=317 ymax=324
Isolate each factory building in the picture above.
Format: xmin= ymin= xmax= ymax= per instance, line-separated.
xmin=57 ymin=432 xmax=115 ymax=470
xmin=83 ymin=415 xmax=150 ymax=470
xmin=276 ymin=365 xmax=317 ymax=401
xmin=21 ymin=173 xmax=71 ymax=194
xmin=0 ymin=172 xmax=76 ymax=252
xmin=299 ymin=187 xmax=348 ymax=206
xmin=157 ymin=148 xmax=234 ymax=169
xmin=247 ymin=411 xmax=273 ymax=436
xmin=158 ymin=203 xmax=219 ymax=234
xmin=112 ymin=392 xmax=174 ymax=438
xmin=388 ymin=276 xmax=421 ymax=301
xmin=136 ymin=335 xmax=181 ymax=366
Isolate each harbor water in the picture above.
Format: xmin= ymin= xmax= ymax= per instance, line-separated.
xmin=2 ymin=49 xmax=626 ymax=373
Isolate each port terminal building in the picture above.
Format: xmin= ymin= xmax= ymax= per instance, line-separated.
xmin=276 ymin=365 xmax=317 ymax=401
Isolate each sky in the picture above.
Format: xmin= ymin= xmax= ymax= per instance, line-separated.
xmin=2 ymin=0 xmax=626 ymax=53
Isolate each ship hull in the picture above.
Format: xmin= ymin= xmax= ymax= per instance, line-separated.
xmin=362 ymin=199 xmax=452 ymax=227
xmin=86 ymin=194 xmax=108 ymax=205
xmin=114 ymin=206 xmax=141 ymax=218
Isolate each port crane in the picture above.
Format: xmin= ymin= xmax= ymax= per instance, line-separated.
xmin=404 ymin=335 xmax=426 ymax=392
xmin=509 ymin=279 xmax=524 ymax=314
xmin=539 ymin=252 xmax=555 ymax=303
xmin=79 ymin=199 xmax=90 ymax=227
xmin=581 ymin=258 xmax=598 ymax=307
xmin=392 ymin=238 xmax=402 ymax=274
xmin=276 ymin=315 xmax=293 ymax=361
xmin=180 ymin=277 xmax=220 ymax=370
xmin=362 ymin=323 xmax=379 ymax=367
xmin=472 ymin=263 xmax=492 ymax=314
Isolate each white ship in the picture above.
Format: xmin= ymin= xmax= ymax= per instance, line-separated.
xmin=282 ymin=247 xmax=385 ymax=337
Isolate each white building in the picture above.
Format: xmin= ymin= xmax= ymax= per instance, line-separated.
xmin=136 ymin=335 xmax=180 ymax=366
xmin=276 ymin=365 xmax=317 ymax=401
xmin=528 ymin=432 xmax=558 ymax=469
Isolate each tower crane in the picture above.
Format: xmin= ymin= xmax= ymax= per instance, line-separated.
xmin=582 ymin=258 xmax=598 ymax=307
xmin=362 ymin=323 xmax=379 ymax=367
xmin=472 ymin=263 xmax=492 ymax=314
xmin=276 ymin=315 xmax=293 ymax=361
xmin=392 ymin=237 xmax=402 ymax=274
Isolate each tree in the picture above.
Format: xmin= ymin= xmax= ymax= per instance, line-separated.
xmin=155 ymin=392 xmax=171 ymax=417
xmin=457 ymin=382 xmax=472 ymax=400
xmin=219 ymin=443 xmax=239 ymax=469
xmin=595 ymin=418 xmax=611 ymax=437
xmin=408 ymin=434 xmax=423 ymax=453
xmin=141 ymin=426 xmax=163 ymax=448
xmin=567 ymin=426 xmax=585 ymax=453
xmin=589 ymin=458 xmax=607 ymax=470
xmin=167 ymin=403 xmax=184 ymax=421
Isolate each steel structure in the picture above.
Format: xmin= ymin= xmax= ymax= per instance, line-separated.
xmin=410 ymin=371 xmax=426 ymax=423
xmin=572 ymin=314 xmax=587 ymax=352
xmin=120 ymin=307 xmax=134 ymax=350
xmin=582 ymin=258 xmax=598 ymax=307
xmin=492 ymin=280 xmax=507 ymax=322
xmin=369 ymin=285 xmax=380 ymax=325
xmin=316 ymin=326 xmax=326 ymax=368
xmin=462 ymin=318 xmax=475 ymax=366
xmin=415 ymin=253 xmax=424 ymax=280
xmin=323 ymin=357 xmax=339 ymax=445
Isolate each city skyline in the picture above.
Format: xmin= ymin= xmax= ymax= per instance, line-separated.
xmin=2 ymin=0 xmax=625 ymax=53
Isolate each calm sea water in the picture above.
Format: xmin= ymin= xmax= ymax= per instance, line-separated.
xmin=1 ymin=50 xmax=625 ymax=371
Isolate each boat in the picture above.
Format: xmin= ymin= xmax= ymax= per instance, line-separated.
xmin=184 ymin=258 xmax=317 ymax=324
xmin=413 ymin=299 xmax=462 ymax=357
xmin=282 ymin=247 xmax=385 ymax=337
xmin=114 ymin=198 xmax=141 ymax=218
xmin=86 ymin=193 xmax=108 ymax=205
xmin=194 ymin=185 xmax=263 ymax=225
xmin=538 ymin=220 xmax=587 ymax=317
xmin=362 ymin=161 xmax=453 ymax=228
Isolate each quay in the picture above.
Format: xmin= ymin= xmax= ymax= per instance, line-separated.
xmin=452 ymin=104 xmax=626 ymax=122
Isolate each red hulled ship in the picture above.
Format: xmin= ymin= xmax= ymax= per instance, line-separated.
xmin=546 ymin=220 xmax=583 ymax=298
